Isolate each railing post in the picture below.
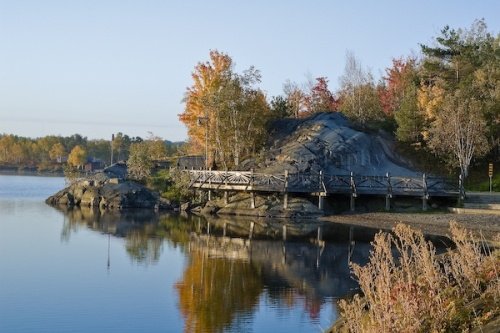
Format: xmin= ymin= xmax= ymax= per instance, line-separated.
xmin=223 ymin=222 xmax=227 ymax=237
xmin=283 ymin=170 xmax=289 ymax=209
xmin=385 ymin=172 xmax=392 ymax=211
xmin=208 ymin=167 xmax=212 ymax=201
xmin=422 ymin=173 xmax=428 ymax=211
xmin=250 ymin=169 xmax=255 ymax=209
xmin=224 ymin=168 xmax=229 ymax=205
xmin=318 ymin=170 xmax=324 ymax=210
xmin=350 ymin=171 xmax=356 ymax=212
xmin=282 ymin=224 xmax=287 ymax=241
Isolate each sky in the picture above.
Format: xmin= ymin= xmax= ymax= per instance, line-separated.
xmin=0 ymin=0 xmax=499 ymax=142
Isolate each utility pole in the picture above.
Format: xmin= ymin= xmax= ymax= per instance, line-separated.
xmin=110 ymin=134 xmax=114 ymax=166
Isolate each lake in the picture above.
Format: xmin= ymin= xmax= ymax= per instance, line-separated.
xmin=0 ymin=175 xmax=374 ymax=333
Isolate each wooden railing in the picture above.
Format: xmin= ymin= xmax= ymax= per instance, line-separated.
xmin=185 ymin=169 xmax=460 ymax=197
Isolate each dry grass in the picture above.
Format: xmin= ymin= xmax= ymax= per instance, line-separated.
xmin=338 ymin=222 xmax=500 ymax=333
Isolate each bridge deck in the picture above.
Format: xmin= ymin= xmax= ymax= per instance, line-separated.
xmin=186 ymin=170 xmax=459 ymax=198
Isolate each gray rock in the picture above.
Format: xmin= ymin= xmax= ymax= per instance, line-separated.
xmin=46 ymin=165 xmax=165 ymax=210
xmin=180 ymin=202 xmax=191 ymax=212
xmin=260 ymin=112 xmax=421 ymax=177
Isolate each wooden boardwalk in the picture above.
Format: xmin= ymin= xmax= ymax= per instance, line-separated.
xmin=186 ymin=169 xmax=460 ymax=198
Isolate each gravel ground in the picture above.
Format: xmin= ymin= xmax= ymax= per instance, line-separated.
xmin=320 ymin=212 xmax=500 ymax=245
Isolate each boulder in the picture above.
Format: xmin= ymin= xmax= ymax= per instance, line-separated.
xmin=80 ymin=187 xmax=100 ymax=207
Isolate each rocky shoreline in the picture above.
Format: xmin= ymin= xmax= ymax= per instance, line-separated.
xmin=45 ymin=164 xmax=172 ymax=210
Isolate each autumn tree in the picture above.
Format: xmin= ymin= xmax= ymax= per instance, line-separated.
xmin=127 ymin=142 xmax=153 ymax=180
xmin=49 ymin=142 xmax=66 ymax=162
xmin=31 ymin=136 xmax=60 ymax=163
xmin=127 ymin=137 xmax=167 ymax=181
xmin=67 ymin=145 xmax=87 ymax=169
xmin=379 ymin=57 xmax=419 ymax=117
xmin=146 ymin=133 xmax=168 ymax=161
xmin=179 ymin=50 xmax=232 ymax=156
xmin=179 ymin=50 xmax=270 ymax=169
xmin=0 ymin=135 xmax=16 ymax=163
xmin=304 ymin=77 xmax=338 ymax=114
xmin=283 ymin=80 xmax=307 ymax=118
xmin=111 ymin=132 xmax=132 ymax=162
xmin=338 ymin=51 xmax=384 ymax=126
xmin=428 ymin=90 xmax=489 ymax=178
xmin=379 ymin=58 xmax=425 ymax=143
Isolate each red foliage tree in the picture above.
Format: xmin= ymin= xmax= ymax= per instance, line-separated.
xmin=379 ymin=58 xmax=418 ymax=116
xmin=304 ymin=77 xmax=339 ymax=115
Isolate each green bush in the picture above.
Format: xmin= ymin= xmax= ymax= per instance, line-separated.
xmin=147 ymin=169 xmax=192 ymax=203
xmin=465 ymin=172 xmax=500 ymax=192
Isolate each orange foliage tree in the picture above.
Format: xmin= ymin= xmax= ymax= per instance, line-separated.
xmin=179 ymin=50 xmax=270 ymax=169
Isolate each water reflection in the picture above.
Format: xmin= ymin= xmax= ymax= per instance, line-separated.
xmin=54 ymin=207 xmax=375 ymax=332
xmin=176 ymin=252 xmax=262 ymax=333
xmin=55 ymin=206 xmax=196 ymax=264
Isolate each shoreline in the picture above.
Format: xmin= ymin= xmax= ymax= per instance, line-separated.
xmin=320 ymin=211 xmax=500 ymax=246
xmin=0 ymin=170 xmax=64 ymax=177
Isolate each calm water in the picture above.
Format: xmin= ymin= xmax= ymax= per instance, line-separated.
xmin=0 ymin=175 xmax=373 ymax=333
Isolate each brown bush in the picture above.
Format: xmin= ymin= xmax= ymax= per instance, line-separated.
xmin=338 ymin=222 xmax=499 ymax=332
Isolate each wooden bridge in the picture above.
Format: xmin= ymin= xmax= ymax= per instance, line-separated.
xmin=185 ymin=169 xmax=462 ymax=211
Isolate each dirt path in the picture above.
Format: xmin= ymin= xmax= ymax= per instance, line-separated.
xmin=320 ymin=212 xmax=500 ymax=245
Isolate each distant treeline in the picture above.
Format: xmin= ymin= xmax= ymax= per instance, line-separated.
xmin=0 ymin=132 xmax=185 ymax=171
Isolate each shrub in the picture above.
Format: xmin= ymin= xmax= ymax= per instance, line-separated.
xmin=338 ymin=222 xmax=499 ymax=332
xmin=147 ymin=169 xmax=192 ymax=203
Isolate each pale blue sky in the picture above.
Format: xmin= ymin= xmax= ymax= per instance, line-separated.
xmin=0 ymin=0 xmax=498 ymax=141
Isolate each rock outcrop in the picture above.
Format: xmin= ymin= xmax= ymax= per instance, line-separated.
xmin=196 ymin=193 xmax=323 ymax=219
xmin=249 ymin=112 xmax=419 ymax=176
xmin=46 ymin=163 xmax=170 ymax=210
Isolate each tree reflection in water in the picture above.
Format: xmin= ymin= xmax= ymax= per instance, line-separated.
xmin=176 ymin=251 xmax=262 ymax=333
xmin=56 ymin=206 xmax=196 ymax=264
xmin=55 ymin=206 xmax=374 ymax=332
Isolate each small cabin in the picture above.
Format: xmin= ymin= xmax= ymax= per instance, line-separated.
xmin=84 ymin=158 xmax=105 ymax=172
